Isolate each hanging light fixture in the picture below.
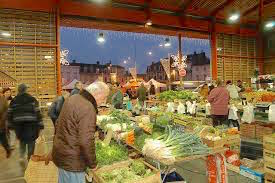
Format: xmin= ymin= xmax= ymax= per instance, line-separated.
xmin=1 ymin=32 xmax=11 ymax=37
xmin=97 ymin=32 xmax=105 ymax=43
xmin=148 ymin=51 xmax=152 ymax=55
xmin=164 ymin=38 xmax=171 ymax=47
xmin=228 ymin=13 xmax=240 ymax=22
xmin=145 ymin=19 xmax=152 ymax=26
xmin=265 ymin=21 xmax=275 ymax=29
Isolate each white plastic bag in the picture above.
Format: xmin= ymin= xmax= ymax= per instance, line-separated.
xmin=177 ymin=102 xmax=186 ymax=114
xmin=190 ymin=101 xmax=197 ymax=115
xmin=166 ymin=102 xmax=175 ymax=113
xmin=241 ymin=104 xmax=254 ymax=123
xmin=228 ymin=105 xmax=239 ymax=120
xmin=268 ymin=104 xmax=275 ymax=122
xmin=186 ymin=101 xmax=192 ymax=114
xmin=205 ymin=103 xmax=211 ymax=116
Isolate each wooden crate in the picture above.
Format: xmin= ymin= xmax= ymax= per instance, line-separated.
xmin=265 ymin=173 xmax=275 ymax=183
xmin=263 ymin=149 xmax=275 ymax=165
xmin=256 ymin=126 xmax=273 ymax=140
xmin=90 ymin=160 xmax=161 ymax=183
xmin=202 ymin=138 xmax=226 ymax=148
xmin=263 ymin=134 xmax=275 ymax=152
xmin=241 ymin=123 xmax=256 ymax=139
xmin=224 ymin=134 xmax=241 ymax=146
xmin=264 ymin=161 xmax=275 ymax=176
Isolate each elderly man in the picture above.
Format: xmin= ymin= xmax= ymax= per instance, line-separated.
xmin=51 ymin=81 xmax=110 ymax=183
xmin=70 ymin=81 xmax=83 ymax=96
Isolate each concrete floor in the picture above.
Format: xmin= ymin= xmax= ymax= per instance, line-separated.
xmin=0 ymin=116 xmax=54 ymax=183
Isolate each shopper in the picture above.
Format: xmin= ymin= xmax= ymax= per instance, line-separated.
xmin=8 ymin=84 xmax=43 ymax=161
xmin=208 ymin=79 xmax=230 ymax=127
xmin=0 ymin=92 xmax=12 ymax=158
xmin=48 ymin=91 xmax=70 ymax=126
xmin=199 ymin=84 xmax=209 ymax=98
xmin=226 ymin=80 xmax=241 ymax=99
xmin=137 ymin=83 xmax=147 ymax=106
xmin=111 ymin=86 xmax=123 ymax=109
xmin=51 ymin=81 xmax=109 ymax=183
xmin=70 ymin=81 xmax=82 ymax=96
xmin=3 ymin=88 xmax=13 ymax=102
xmin=237 ymin=80 xmax=245 ymax=92
xmin=149 ymin=82 xmax=155 ymax=95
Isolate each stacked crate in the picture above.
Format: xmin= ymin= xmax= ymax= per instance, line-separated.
xmin=240 ymin=123 xmax=256 ymax=139
xmin=263 ymin=134 xmax=275 ymax=183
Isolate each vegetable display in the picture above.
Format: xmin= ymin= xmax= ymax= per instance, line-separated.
xmin=142 ymin=126 xmax=209 ymax=165
xmin=158 ymin=90 xmax=197 ymax=101
xmin=99 ymin=160 xmax=153 ymax=183
xmin=96 ymin=141 xmax=128 ymax=167
xmin=100 ymin=110 xmax=134 ymax=132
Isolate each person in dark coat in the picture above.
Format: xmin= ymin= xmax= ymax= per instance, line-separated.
xmin=48 ymin=92 xmax=70 ymax=126
xmin=70 ymin=81 xmax=83 ymax=96
xmin=0 ymin=92 xmax=12 ymax=158
xmin=8 ymin=84 xmax=43 ymax=161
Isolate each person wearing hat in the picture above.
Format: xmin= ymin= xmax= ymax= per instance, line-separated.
xmin=0 ymin=89 xmax=12 ymax=158
xmin=8 ymin=84 xmax=43 ymax=162
xmin=50 ymin=81 xmax=110 ymax=183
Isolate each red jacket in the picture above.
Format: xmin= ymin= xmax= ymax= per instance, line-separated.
xmin=208 ymin=86 xmax=230 ymax=115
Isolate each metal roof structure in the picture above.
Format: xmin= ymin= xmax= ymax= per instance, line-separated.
xmin=1 ymin=0 xmax=274 ymax=37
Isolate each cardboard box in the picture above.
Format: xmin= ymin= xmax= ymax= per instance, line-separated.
xmin=239 ymin=166 xmax=264 ymax=183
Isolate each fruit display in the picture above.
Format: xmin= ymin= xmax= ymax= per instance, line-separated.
xmin=243 ymin=91 xmax=275 ymax=103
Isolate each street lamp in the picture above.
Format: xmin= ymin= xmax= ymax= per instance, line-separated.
xmin=97 ymin=32 xmax=105 ymax=43
xmin=148 ymin=51 xmax=152 ymax=55
xmin=164 ymin=38 xmax=171 ymax=47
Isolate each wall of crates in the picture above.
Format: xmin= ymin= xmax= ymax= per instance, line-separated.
xmin=217 ymin=34 xmax=257 ymax=84
xmin=0 ymin=8 xmax=57 ymax=106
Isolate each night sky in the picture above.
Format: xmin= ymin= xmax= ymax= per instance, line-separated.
xmin=61 ymin=27 xmax=211 ymax=73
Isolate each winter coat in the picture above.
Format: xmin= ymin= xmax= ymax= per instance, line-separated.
xmin=48 ymin=96 xmax=65 ymax=124
xmin=111 ymin=90 xmax=123 ymax=109
xmin=8 ymin=93 xmax=43 ymax=142
xmin=0 ymin=96 xmax=8 ymax=131
xmin=70 ymin=88 xmax=80 ymax=96
xmin=208 ymin=86 xmax=230 ymax=116
xmin=52 ymin=93 xmax=97 ymax=172
xmin=137 ymin=86 xmax=147 ymax=102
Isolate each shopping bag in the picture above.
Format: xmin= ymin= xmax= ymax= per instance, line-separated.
xmin=241 ymin=104 xmax=254 ymax=123
xmin=34 ymin=135 xmax=48 ymax=156
xmin=24 ymin=160 xmax=58 ymax=183
xmin=186 ymin=101 xmax=192 ymax=114
xmin=205 ymin=103 xmax=211 ymax=116
xmin=268 ymin=104 xmax=275 ymax=122
xmin=166 ymin=102 xmax=175 ymax=113
xmin=177 ymin=102 xmax=186 ymax=114
xmin=228 ymin=105 xmax=238 ymax=120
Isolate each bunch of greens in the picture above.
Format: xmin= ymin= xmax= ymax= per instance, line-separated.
xmin=142 ymin=126 xmax=210 ymax=164
xmin=99 ymin=160 xmax=153 ymax=183
xmin=158 ymin=90 xmax=197 ymax=101
xmin=155 ymin=114 xmax=171 ymax=126
xmin=96 ymin=141 xmax=128 ymax=167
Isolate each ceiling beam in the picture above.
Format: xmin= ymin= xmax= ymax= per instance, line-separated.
xmin=210 ymin=0 xmax=236 ymax=17
xmin=242 ymin=0 xmax=275 ymax=17
xmin=179 ymin=0 xmax=194 ymax=12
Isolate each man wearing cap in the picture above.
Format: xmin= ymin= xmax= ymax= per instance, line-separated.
xmin=51 ymin=81 xmax=110 ymax=183
xmin=8 ymin=84 xmax=43 ymax=162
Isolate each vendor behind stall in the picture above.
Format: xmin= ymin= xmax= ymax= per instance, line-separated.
xmin=111 ymin=86 xmax=123 ymax=109
xmin=208 ymin=79 xmax=230 ymax=127
xmin=137 ymin=83 xmax=147 ymax=106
